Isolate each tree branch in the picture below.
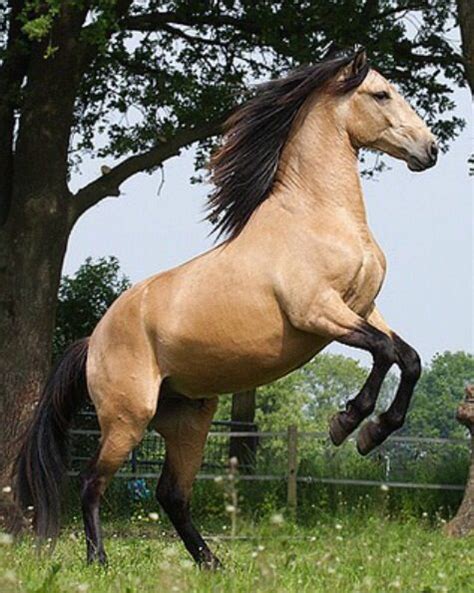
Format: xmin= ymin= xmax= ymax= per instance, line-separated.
xmin=160 ymin=23 xmax=225 ymax=47
xmin=77 ymin=1 xmax=134 ymax=72
xmin=72 ymin=120 xmax=224 ymax=219
xmin=371 ymin=1 xmax=429 ymax=21
xmin=121 ymin=11 xmax=261 ymax=36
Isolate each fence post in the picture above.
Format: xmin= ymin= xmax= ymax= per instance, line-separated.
xmin=287 ymin=424 xmax=298 ymax=512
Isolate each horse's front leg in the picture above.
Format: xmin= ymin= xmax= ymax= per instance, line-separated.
xmin=355 ymin=311 xmax=421 ymax=455
xmin=325 ymin=306 xmax=398 ymax=447
xmin=329 ymin=306 xmax=421 ymax=454
xmin=281 ymin=294 xmax=417 ymax=453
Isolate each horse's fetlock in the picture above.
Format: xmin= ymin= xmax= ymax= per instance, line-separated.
xmin=381 ymin=412 xmax=405 ymax=431
xmin=361 ymin=402 xmax=376 ymax=418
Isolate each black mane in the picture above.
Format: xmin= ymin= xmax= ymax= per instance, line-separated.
xmin=207 ymin=49 xmax=370 ymax=239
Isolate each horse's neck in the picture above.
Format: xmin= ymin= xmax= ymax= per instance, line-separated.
xmin=270 ymin=103 xmax=368 ymax=229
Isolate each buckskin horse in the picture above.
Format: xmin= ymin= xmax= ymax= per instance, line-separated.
xmin=14 ymin=49 xmax=438 ymax=568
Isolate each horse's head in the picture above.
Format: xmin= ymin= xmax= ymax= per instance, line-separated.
xmin=341 ymin=52 xmax=438 ymax=172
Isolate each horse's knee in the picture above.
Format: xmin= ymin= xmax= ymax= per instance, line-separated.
xmin=388 ymin=413 xmax=405 ymax=431
xmin=401 ymin=349 xmax=421 ymax=383
xmin=394 ymin=337 xmax=421 ymax=383
xmin=374 ymin=335 xmax=397 ymax=368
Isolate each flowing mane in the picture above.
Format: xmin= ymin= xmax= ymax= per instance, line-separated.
xmin=207 ymin=49 xmax=370 ymax=239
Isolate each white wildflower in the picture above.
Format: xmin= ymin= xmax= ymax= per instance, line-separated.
xmin=380 ymin=484 xmax=389 ymax=492
xmin=270 ymin=513 xmax=284 ymax=525
xmin=1 ymin=486 xmax=11 ymax=494
xmin=0 ymin=532 xmax=13 ymax=545
xmin=225 ymin=504 xmax=236 ymax=513
xmin=3 ymin=570 xmax=16 ymax=583
xmin=148 ymin=512 xmax=159 ymax=522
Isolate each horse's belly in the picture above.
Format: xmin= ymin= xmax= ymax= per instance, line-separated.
xmin=160 ymin=323 xmax=328 ymax=397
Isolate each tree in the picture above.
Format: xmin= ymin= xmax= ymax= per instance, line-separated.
xmin=402 ymin=351 xmax=474 ymax=438
xmin=456 ymin=0 xmax=474 ymax=93
xmin=53 ymin=256 xmax=130 ymax=360
xmin=0 ymin=1 xmax=469 ymax=518
xmin=446 ymin=385 xmax=474 ymax=537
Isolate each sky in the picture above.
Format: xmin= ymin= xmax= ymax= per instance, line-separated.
xmin=65 ymin=83 xmax=473 ymax=368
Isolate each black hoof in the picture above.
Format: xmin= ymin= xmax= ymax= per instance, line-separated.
xmin=329 ymin=413 xmax=351 ymax=446
xmin=356 ymin=420 xmax=384 ymax=456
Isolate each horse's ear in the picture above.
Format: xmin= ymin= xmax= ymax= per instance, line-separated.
xmin=351 ymin=48 xmax=368 ymax=75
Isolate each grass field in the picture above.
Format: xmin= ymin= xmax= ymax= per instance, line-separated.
xmin=0 ymin=514 xmax=472 ymax=593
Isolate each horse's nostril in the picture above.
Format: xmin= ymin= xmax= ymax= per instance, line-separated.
xmin=429 ymin=141 xmax=439 ymax=160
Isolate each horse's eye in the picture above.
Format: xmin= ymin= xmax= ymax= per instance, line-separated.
xmin=372 ymin=91 xmax=390 ymax=102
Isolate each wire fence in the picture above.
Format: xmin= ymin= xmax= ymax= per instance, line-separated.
xmin=68 ymin=420 xmax=470 ymax=506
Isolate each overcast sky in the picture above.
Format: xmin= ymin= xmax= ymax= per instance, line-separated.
xmin=65 ymin=83 xmax=473 ymax=367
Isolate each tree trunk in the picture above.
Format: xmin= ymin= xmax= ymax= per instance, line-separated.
xmin=457 ymin=0 xmax=474 ymax=94
xmin=445 ymin=388 xmax=474 ymax=537
xmin=0 ymin=201 xmax=70 ymax=528
xmin=0 ymin=5 xmax=90 ymax=529
xmin=229 ymin=389 xmax=258 ymax=473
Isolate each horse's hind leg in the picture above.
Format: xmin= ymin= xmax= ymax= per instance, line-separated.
xmin=81 ymin=379 xmax=160 ymax=564
xmin=153 ymin=390 xmax=219 ymax=569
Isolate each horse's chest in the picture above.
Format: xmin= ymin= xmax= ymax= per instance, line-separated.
xmin=346 ymin=249 xmax=386 ymax=315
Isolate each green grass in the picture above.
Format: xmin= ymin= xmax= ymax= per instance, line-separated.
xmin=0 ymin=515 xmax=472 ymax=593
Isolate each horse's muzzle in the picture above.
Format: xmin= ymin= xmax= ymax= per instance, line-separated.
xmin=407 ymin=141 xmax=438 ymax=172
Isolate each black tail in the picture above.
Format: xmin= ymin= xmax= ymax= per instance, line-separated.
xmin=13 ymin=338 xmax=89 ymax=539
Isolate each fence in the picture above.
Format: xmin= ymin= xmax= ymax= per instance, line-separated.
xmin=68 ymin=420 xmax=470 ymax=508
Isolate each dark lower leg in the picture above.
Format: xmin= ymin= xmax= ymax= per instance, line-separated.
xmin=357 ymin=336 xmax=421 ymax=455
xmin=329 ymin=358 xmax=393 ymax=445
xmin=156 ymin=461 xmax=220 ymax=569
xmin=80 ymin=469 xmax=107 ymax=565
xmin=329 ymin=323 xmax=396 ymax=445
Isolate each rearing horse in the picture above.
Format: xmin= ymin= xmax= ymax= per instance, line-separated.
xmin=14 ymin=49 xmax=438 ymax=568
